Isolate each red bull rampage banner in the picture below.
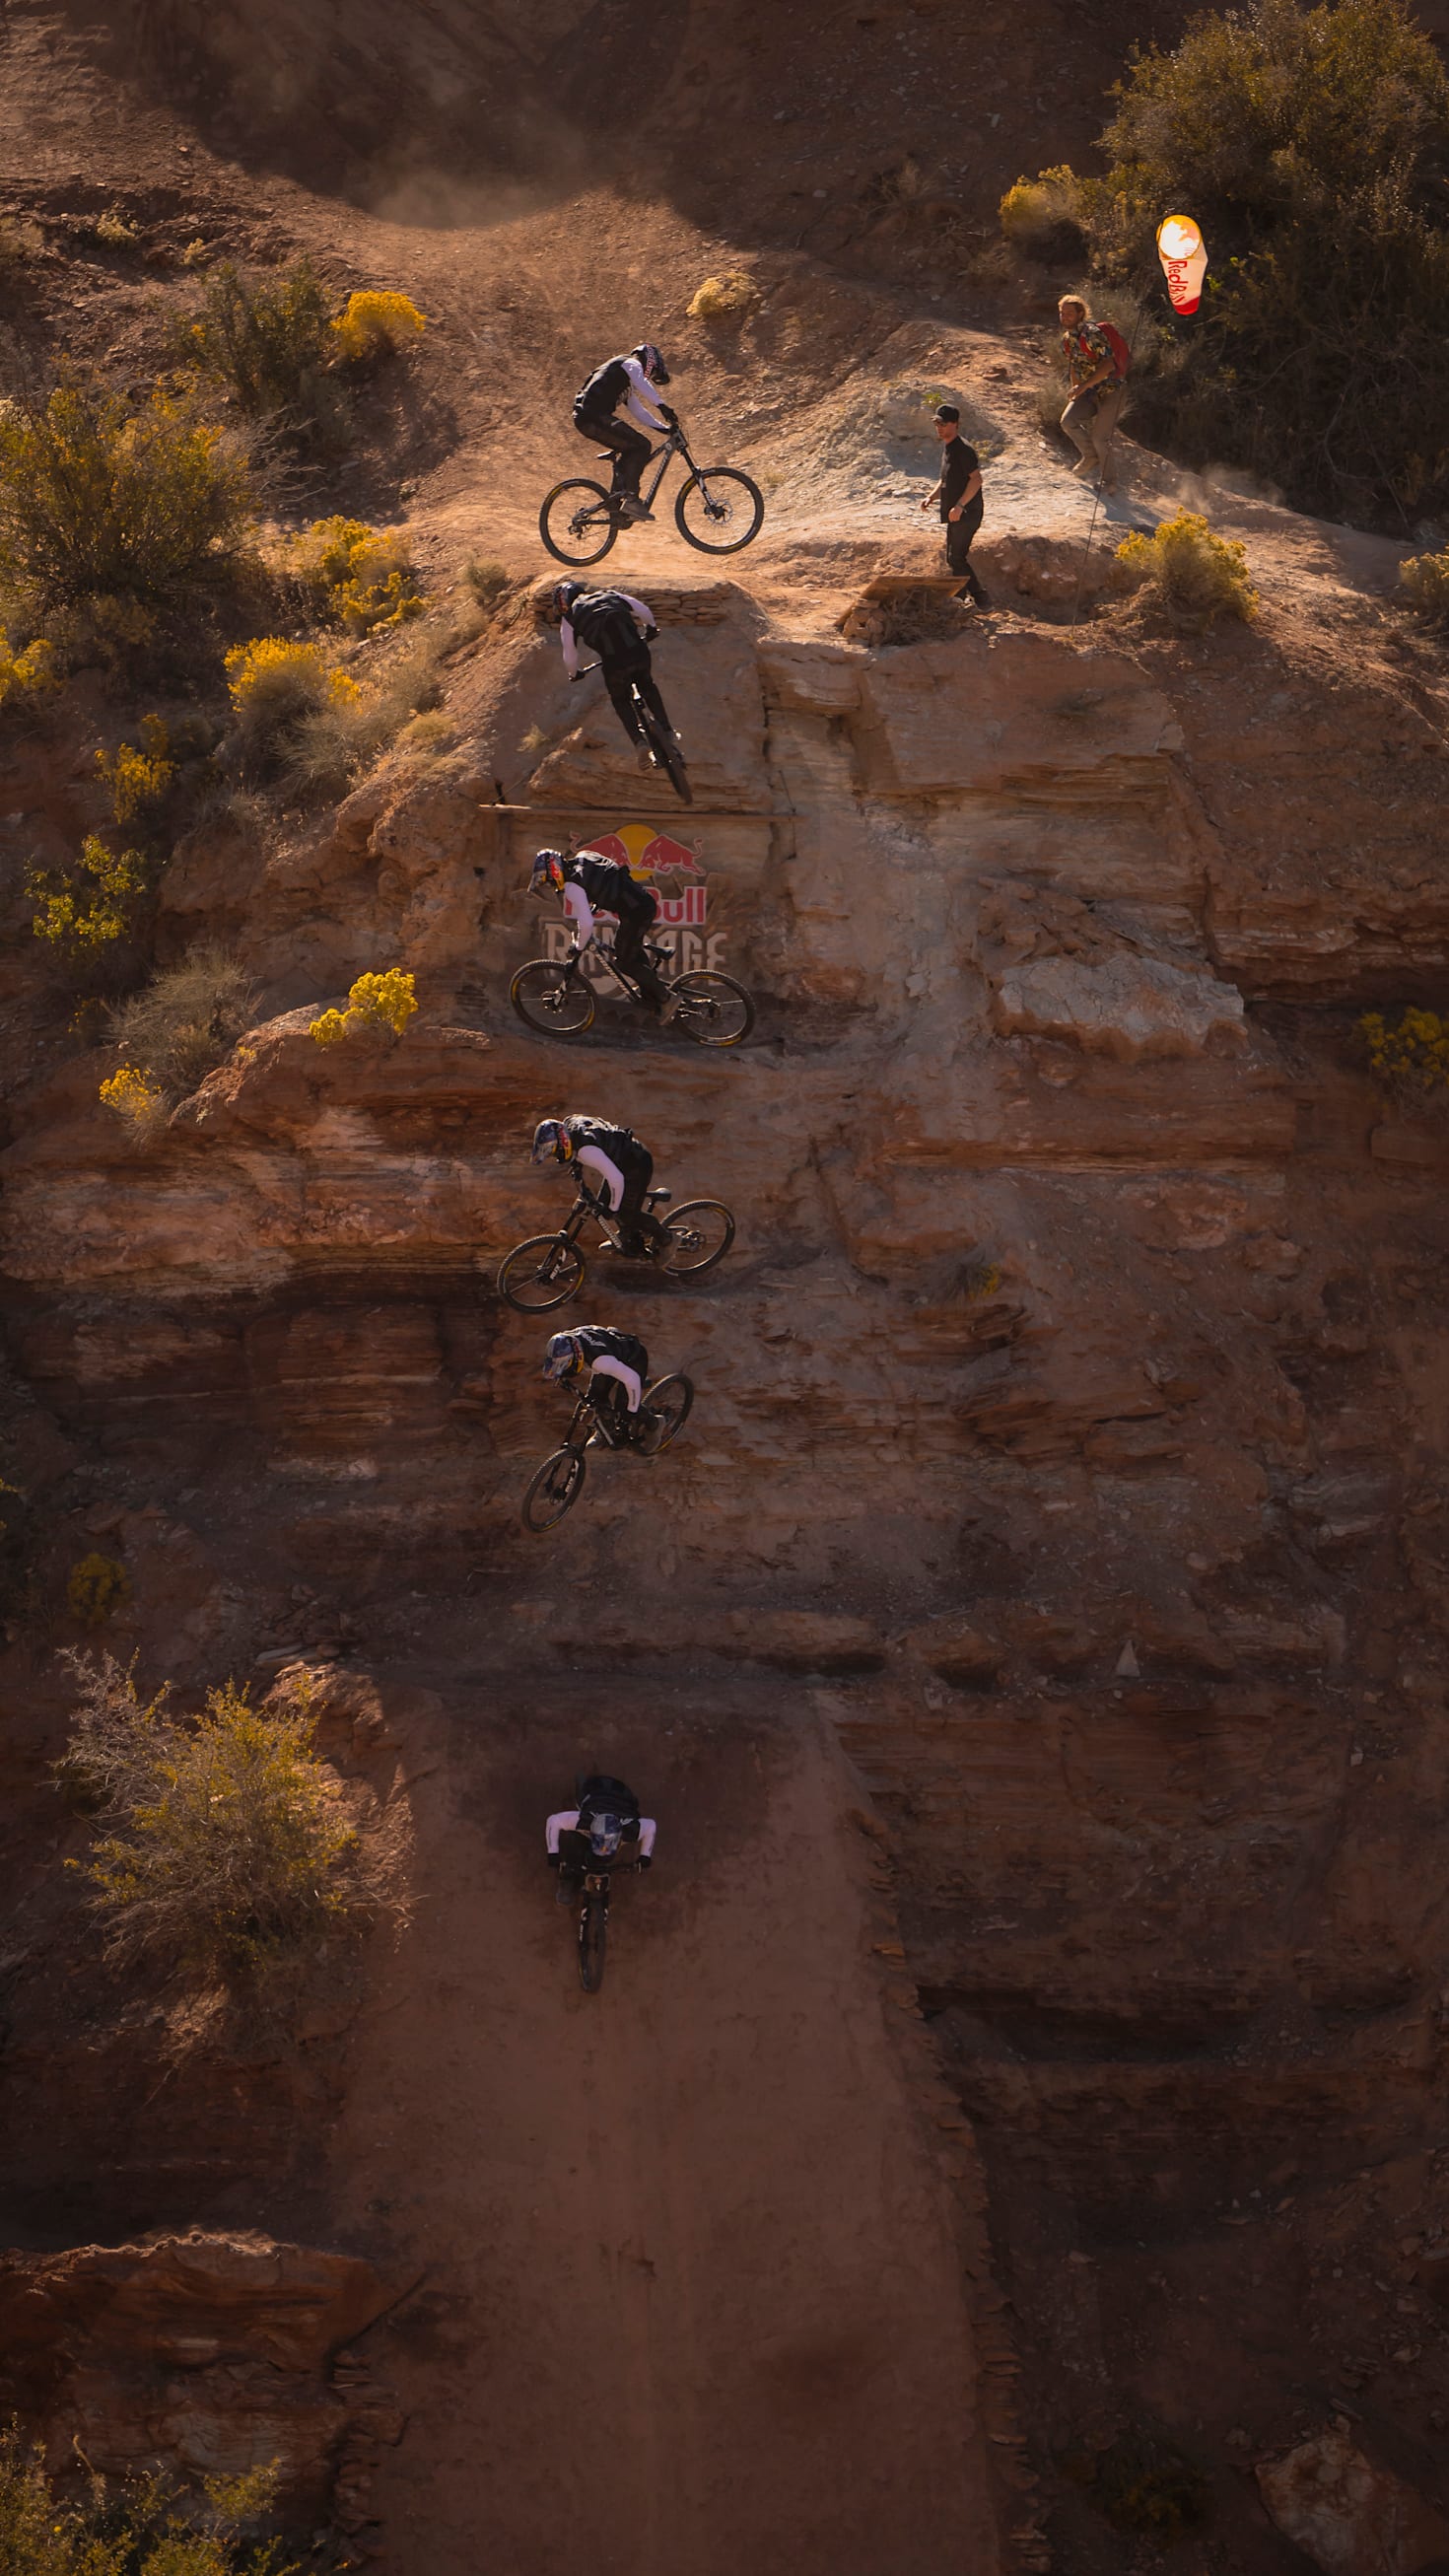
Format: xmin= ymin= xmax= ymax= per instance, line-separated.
xmin=542 ymin=822 xmax=728 ymax=978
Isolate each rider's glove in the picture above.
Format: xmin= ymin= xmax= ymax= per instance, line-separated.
xmin=658 ymin=403 xmax=677 ymax=426
xmin=637 ymin=1854 xmax=653 ymax=1871
xmin=547 ymin=1852 xmax=562 ymax=1869
xmin=642 ymin=624 xmax=658 ymax=644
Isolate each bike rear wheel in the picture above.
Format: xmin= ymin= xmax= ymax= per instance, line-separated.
xmin=521 ymin=1446 xmax=587 ymax=1532
xmin=511 ymin=958 xmax=595 ymax=1038
xmin=540 ymin=479 xmax=618 ymax=567
xmin=637 ymin=697 xmax=693 ymax=806
xmin=498 ymin=1233 xmax=586 ymax=1312
xmin=669 ymin=970 xmax=755 ymax=1047
xmin=638 ymin=1372 xmax=694 ymax=1455
xmin=578 ymin=1897 xmax=607 ymax=1992
xmin=658 ymin=1200 xmax=734 ymax=1279
xmin=674 ymin=467 xmax=765 ymax=555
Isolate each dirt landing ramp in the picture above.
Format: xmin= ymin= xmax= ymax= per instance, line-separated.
xmin=329 ymin=1689 xmax=1003 ymax=2576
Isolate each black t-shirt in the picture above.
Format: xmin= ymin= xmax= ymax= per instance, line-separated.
xmin=939 ymin=435 xmax=981 ymax=517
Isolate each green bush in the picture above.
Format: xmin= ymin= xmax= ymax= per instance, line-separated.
xmin=1065 ymin=0 xmax=1449 ymax=524
xmin=0 ymin=2431 xmax=293 ymax=2576
xmin=179 ymin=260 xmax=342 ymax=449
xmin=1401 ymin=544 xmax=1449 ymax=627
xmin=59 ymin=1651 xmax=363 ymax=1976
xmin=107 ymin=944 xmax=258 ymax=1108
xmin=0 ymin=381 xmax=252 ymax=608
xmin=1116 ymin=509 xmax=1260 ymax=626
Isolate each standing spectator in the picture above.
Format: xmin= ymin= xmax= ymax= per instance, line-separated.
xmin=1058 ymin=296 xmax=1125 ymax=493
xmin=920 ymin=403 xmax=990 ymax=606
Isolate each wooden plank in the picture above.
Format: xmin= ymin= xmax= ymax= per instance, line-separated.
xmin=482 ymin=802 xmax=796 ymax=821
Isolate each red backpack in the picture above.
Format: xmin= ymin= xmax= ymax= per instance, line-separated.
xmin=1100 ymin=321 xmax=1131 ymax=380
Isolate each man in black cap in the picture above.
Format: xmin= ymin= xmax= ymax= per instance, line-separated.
xmin=921 ymin=403 xmax=990 ymax=607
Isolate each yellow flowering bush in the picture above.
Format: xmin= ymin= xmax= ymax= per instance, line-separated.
xmin=30 ymin=834 xmax=149 ymax=952
xmin=97 ymin=712 xmax=173 ymax=826
xmin=225 ymin=635 xmax=359 ymax=718
xmin=0 ymin=629 xmax=57 ymax=709
xmin=1116 ymin=511 xmax=1258 ymax=629
xmin=67 ymin=1553 xmax=131 ymax=1627
xmin=310 ymin=967 xmax=418 ymax=1047
xmin=1401 ymin=546 xmax=1449 ymax=629
xmin=1360 ymin=1008 xmax=1449 ymax=1100
xmin=999 ymin=165 xmax=1081 ymax=248
xmin=687 ymin=272 xmax=758 ymax=320
xmin=0 ymin=2432 xmax=290 ymax=2576
xmin=0 ymin=381 xmax=252 ymax=608
xmin=291 ymin=515 xmax=425 ymax=634
xmin=330 ymin=289 xmax=428 ymax=365
xmin=100 ymin=1063 xmax=167 ymax=1143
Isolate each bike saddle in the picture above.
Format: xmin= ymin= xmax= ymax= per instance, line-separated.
xmin=646 ymin=1187 xmax=671 ymax=1205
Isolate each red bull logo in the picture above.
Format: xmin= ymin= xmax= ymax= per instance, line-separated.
xmin=579 ymin=821 xmax=708 ymax=930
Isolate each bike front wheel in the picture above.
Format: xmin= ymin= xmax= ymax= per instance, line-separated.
xmin=638 ymin=1372 xmax=694 ymax=1455
xmin=658 ymin=1200 xmax=734 ymax=1279
xmin=674 ymin=467 xmax=765 ymax=555
xmin=578 ymin=1897 xmax=607 ymax=1992
xmin=540 ymin=479 xmax=618 ymax=568
xmin=638 ymin=699 xmax=693 ymax=806
xmin=521 ymin=1446 xmax=587 ymax=1532
xmin=511 ymin=958 xmax=596 ymax=1038
xmin=498 ymin=1233 xmax=586 ymax=1312
xmin=670 ymin=971 xmax=755 ymax=1047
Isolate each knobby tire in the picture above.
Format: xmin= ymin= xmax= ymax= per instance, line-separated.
xmin=539 ymin=478 xmax=618 ymax=568
xmin=511 ymin=958 xmax=596 ymax=1038
xmin=673 ymin=467 xmax=765 ymax=555
xmin=638 ymin=1372 xmax=694 ymax=1455
xmin=669 ymin=970 xmax=755 ymax=1047
xmin=497 ymin=1234 xmax=586 ymax=1312
xmin=578 ymin=1898 xmax=607 ymax=1992
xmin=658 ymin=1200 xmax=734 ymax=1279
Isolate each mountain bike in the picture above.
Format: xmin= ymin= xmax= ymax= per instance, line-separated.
xmin=540 ymin=416 xmax=765 ymax=568
xmin=521 ymin=1372 xmax=694 ymax=1534
xmin=563 ymin=1858 xmax=647 ymax=1993
xmin=498 ymin=1180 xmax=734 ymax=1312
xmin=511 ymin=933 xmax=754 ymax=1048
xmin=571 ymin=659 xmax=690 ymax=804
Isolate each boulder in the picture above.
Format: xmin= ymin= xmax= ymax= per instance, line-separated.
xmin=1256 ymin=2426 xmax=1449 ymax=2576
xmin=991 ymin=951 xmax=1246 ymax=1061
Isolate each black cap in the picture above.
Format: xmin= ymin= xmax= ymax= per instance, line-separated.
xmin=934 ymin=401 xmax=960 ymax=423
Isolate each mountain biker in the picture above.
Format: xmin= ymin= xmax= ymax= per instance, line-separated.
xmin=529 ymin=846 xmax=675 ymax=1021
xmin=1059 ymin=296 xmax=1125 ymax=493
xmin=546 ymin=1774 xmax=656 ymax=1900
xmin=531 ymin=1114 xmax=665 ymax=1260
xmin=572 ymin=342 xmax=675 ymax=522
xmin=541 ymin=1322 xmax=652 ymax=1441
xmin=554 ymin=581 xmax=682 ymax=776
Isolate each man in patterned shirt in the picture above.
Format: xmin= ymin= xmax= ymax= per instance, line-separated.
xmin=1059 ymin=295 xmax=1124 ymax=494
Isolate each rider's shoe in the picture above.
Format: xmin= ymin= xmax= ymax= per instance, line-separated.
xmin=657 ymin=996 xmax=680 ymax=1027
xmin=635 ymin=743 xmax=653 ymax=773
xmin=619 ymin=496 xmax=654 ymax=523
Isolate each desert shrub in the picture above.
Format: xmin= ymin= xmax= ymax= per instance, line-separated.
xmin=29 ymin=834 xmax=150 ymax=956
xmin=310 ymin=967 xmax=417 ymax=1047
xmin=464 ymin=555 xmax=509 ymax=611
xmin=1115 ymin=509 xmax=1259 ymax=626
xmin=106 ymin=943 xmax=258 ymax=1111
xmin=1360 ymin=1006 xmax=1449 ymax=1099
xmin=0 ymin=215 xmax=46 ymax=270
xmin=98 ymin=712 xmax=174 ymax=827
xmin=0 ymin=2428 xmax=293 ymax=2576
xmin=92 ymin=204 xmax=139 ymax=247
xmin=1062 ymin=2431 xmax=1210 ymax=2539
xmin=0 ymin=627 xmax=57 ymax=710
xmin=686 ymin=271 xmax=759 ymax=320
xmin=1063 ymin=0 xmax=1449 ymax=523
xmin=66 ymin=1553 xmax=131 ymax=1626
xmin=223 ymin=635 xmax=359 ymax=775
xmin=289 ymin=515 xmax=425 ymax=635
xmin=179 ymin=259 xmax=341 ymax=449
xmin=1400 ymin=545 xmax=1449 ymax=628
xmin=330 ymin=288 xmax=427 ymax=365
xmin=0 ymin=381 xmax=252 ymax=609
xmin=275 ymin=636 xmax=442 ymax=799
xmin=59 ymin=1651 xmax=362 ymax=1974
xmin=999 ymin=164 xmax=1083 ymax=256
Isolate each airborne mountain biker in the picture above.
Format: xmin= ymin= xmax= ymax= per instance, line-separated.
xmin=572 ymin=342 xmax=674 ymax=522
xmin=546 ymin=1775 xmax=656 ymax=1900
xmin=531 ymin=1114 xmax=665 ymax=1260
xmin=541 ymin=1322 xmax=651 ymax=1439
xmin=554 ymin=581 xmax=682 ymax=776
xmin=529 ymin=846 xmax=675 ymax=1021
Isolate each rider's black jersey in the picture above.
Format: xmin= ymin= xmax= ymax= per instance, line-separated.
xmin=563 ymin=1115 xmax=648 ymax=1169
xmin=567 ymin=588 xmax=656 ymax=656
xmin=563 ymin=851 xmax=654 ymax=920
xmin=573 ymin=1324 xmax=649 ymax=1380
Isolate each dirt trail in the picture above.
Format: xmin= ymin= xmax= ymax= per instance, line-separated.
xmin=329 ymin=1680 xmax=1000 ymax=2576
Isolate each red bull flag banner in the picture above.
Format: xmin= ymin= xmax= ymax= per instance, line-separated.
xmin=1157 ymin=214 xmax=1207 ymax=316
xmin=541 ymin=822 xmax=728 ymax=979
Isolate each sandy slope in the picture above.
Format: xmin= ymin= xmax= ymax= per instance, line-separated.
xmin=327 ymin=1682 xmax=1000 ymax=2576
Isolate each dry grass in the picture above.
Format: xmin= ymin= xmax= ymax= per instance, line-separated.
xmin=108 ymin=943 xmax=258 ymax=1105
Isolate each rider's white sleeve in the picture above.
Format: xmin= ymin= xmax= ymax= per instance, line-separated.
xmin=559 ymin=616 xmax=580 ymax=678
xmin=562 ymin=881 xmax=594 ymax=939
xmin=617 ymin=592 xmax=655 ymax=637
xmin=576 ymin=1143 xmax=626 ymax=1210
xmin=588 ymin=1354 xmax=643 ymax=1412
xmin=637 ymin=1816 xmax=657 ymax=1856
xmin=621 ymin=357 xmax=670 ymax=432
xmin=546 ymin=1808 xmax=581 ymax=1853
